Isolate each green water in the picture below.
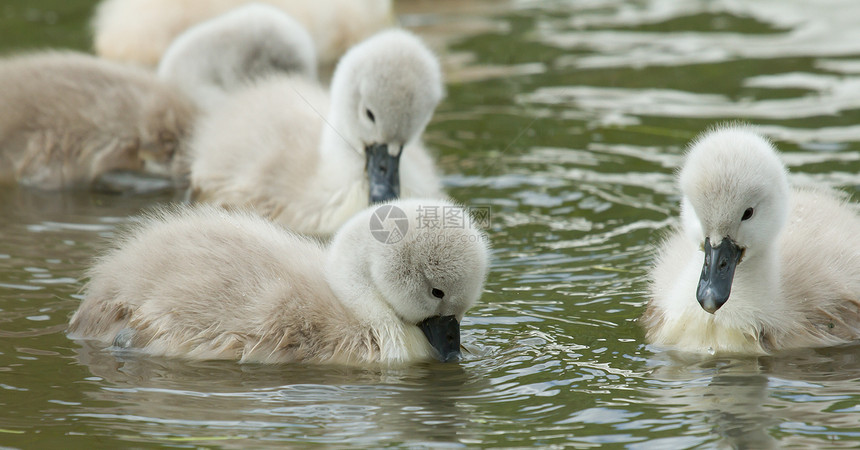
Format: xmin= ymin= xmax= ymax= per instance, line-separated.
xmin=1 ymin=0 xmax=860 ymax=447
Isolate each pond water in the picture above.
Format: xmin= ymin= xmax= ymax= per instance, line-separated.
xmin=2 ymin=0 xmax=860 ymax=447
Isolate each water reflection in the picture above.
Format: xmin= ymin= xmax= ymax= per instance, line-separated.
xmin=644 ymin=346 xmax=860 ymax=448
xmin=72 ymin=341 xmax=490 ymax=446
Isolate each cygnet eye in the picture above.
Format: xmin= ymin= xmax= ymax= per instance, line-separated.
xmin=431 ymin=288 xmax=444 ymax=299
xmin=741 ymin=207 xmax=754 ymax=221
xmin=366 ymin=108 xmax=375 ymax=123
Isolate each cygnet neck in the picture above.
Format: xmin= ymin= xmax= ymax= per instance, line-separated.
xmin=324 ymin=227 xmax=399 ymax=326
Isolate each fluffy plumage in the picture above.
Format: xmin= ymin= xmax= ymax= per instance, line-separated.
xmin=190 ymin=29 xmax=445 ymax=235
xmin=67 ymin=199 xmax=490 ymax=366
xmin=92 ymin=0 xmax=392 ymax=67
xmin=0 ymin=52 xmax=197 ymax=191
xmin=157 ymin=3 xmax=317 ymax=110
xmin=643 ymin=124 xmax=860 ymax=354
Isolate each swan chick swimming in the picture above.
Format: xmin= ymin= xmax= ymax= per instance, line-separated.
xmin=190 ymin=28 xmax=445 ymax=235
xmin=157 ymin=3 xmax=317 ymax=110
xmin=643 ymin=124 xmax=860 ymax=355
xmin=0 ymin=51 xmax=196 ymax=191
xmin=67 ymin=199 xmax=490 ymax=365
xmin=92 ymin=0 xmax=392 ymax=67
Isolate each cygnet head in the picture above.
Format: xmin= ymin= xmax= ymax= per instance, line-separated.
xmin=326 ymin=199 xmax=489 ymax=362
xmin=157 ymin=3 xmax=317 ymax=108
xmin=679 ymin=124 xmax=790 ymax=314
xmin=135 ymin=87 xmax=198 ymax=182
xmin=329 ymin=29 xmax=444 ymax=204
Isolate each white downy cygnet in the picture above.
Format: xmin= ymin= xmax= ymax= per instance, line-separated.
xmin=67 ymin=199 xmax=490 ymax=366
xmin=157 ymin=3 xmax=317 ymax=110
xmin=190 ymin=28 xmax=446 ymax=235
xmin=92 ymin=0 xmax=392 ymax=67
xmin=643 ymin=124 xmax=860 ymax=355
xmin=0 ymin=5 xmax=313 ymax=194
xmin=0 ymin=52 xmax=197 ymax=192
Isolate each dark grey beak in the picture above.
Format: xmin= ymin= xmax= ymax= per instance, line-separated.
xmin=697 ymin=236 xmax=744 ymax=314
xmin=365 ymin=143 xmax=401 ymax=204
xmin=417 ymin=315 xmax=461 ymax=363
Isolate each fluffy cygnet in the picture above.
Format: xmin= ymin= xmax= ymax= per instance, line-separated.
xmin=92 ymin=0 xmax=392 ymax=67
xmin=190 ymin=29 xmax=445 ymax=235
xmin=0 ymin=52 xmax=196 ymax=191
xmin=67 ymin=199 xmax=490 ymax=366
xmin=157 ymin=3 xmax=317 ymax=110
xmin=643 ymin=124 xmax=860 ymax=355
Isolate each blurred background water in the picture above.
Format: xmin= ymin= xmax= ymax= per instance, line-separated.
xmin=1 ymin=0 xmax=860 ymax=447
